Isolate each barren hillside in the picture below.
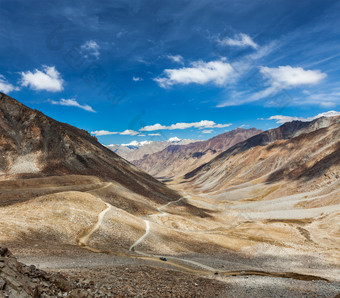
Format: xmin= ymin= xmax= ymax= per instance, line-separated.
xmin=133 ymin=128 xmax=262 ymax=180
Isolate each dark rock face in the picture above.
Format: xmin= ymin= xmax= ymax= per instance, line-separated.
xmin=0 ymin=246 xmax=74 ymax=297
xmin=0 ymin=92 xmax=180 ymax=203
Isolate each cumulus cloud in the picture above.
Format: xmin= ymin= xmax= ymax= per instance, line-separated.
xmin=50 ymin=98 xmax=96 ymax=112
xmin=81 ymin=40 xmax=100 ymax=59
xmin=132 ymin=76 xmax=143 ymax=82
xmin=122 ymin=140 xmax=151 ymax=147
xmin=268 ymin=110 xmax=340 ymax=124
xmin=140 ymin=120 xmax=231 ymax=131
xmin=167 ymin=55 xmax=184 ymax=64
xmin=0 ymin=75 xmax=19 ymax=93
xmin=154 ymin=60 xmax=234 ymax=88
xmin=91 ymin=130 xmax=118 ymax=136
xmin=91 ymin=129 xmax=139 ymax=136
xmin=218 ymin=33 xmax=258 ymax=49
xmin=120 ymin=129 xmax=139 ymax=136
xmin=20 ymin=66 xmax=64 ymax=92
xmin=260 ymin=66 xmax=327 ymax=88
xmin=168 ymin=137 xmax=181 ymax=142
xmin=218 ymin=65 xmax=327 ymax=107
xmin=202 ymin=130 xmax=213 ymax=134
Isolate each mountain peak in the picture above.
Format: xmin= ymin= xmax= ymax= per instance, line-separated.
xmin=0 ymin=93 xmax=180 ymax=202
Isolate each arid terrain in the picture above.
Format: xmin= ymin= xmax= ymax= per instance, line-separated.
xmin=133 ymin=127 xmax=262 ymax=180
xmin=1 ymin=93 xmax=340 ymax=297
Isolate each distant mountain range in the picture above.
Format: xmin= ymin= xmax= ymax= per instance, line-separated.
xmin=183 ymin=115 xmax=340 ymax=197
xmin=133 ymin=128 xmax=263 ymax=180
xmin=106 ymin=138 xmax=202 ymax=162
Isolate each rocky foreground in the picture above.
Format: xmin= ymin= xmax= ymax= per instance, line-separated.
xmin=0 ymin=246 xmax=227 ymax=297
xmin=2 ymin=246 xmax=340 ymax=297
xmin=0 ymin=246 xmax=77 ymax=297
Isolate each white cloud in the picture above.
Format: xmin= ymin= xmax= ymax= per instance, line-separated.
xmin=268 ymin=110 xmax=340 ymax=124
xmin=122 ymin=140 xmax=152 ymax=147
xmin=167 ymin=55 xmax=184 ymax=64
xmin=132 ymin=76 xmax=143 ymax=82
xmin=218 ymin=33 xmax=258 ymax=49
xmin=50 ymin=98 xmax=96 ymax=112
xmin=260 ymin=66 xmax=327 ymax=88
xmin=20 ymin=66 xmax=64 ymax=92
xmin=154 ymin=59 xmax=234 ymax=88
xmin=168 ymin=137 xmax=181 ymax=142
xmin=140 ymin=120 xmax=231 ymax=131
xmin=91 ymin=130 xmax=118 ymax=136
xmin=298 ymin=91 xmax=340 ymax=108
xmin=91 ymin=129 xmax=138 ymax=136
xmin=141 ymin=124 xmax=166 ymax=131
xmin=120 ymin=129 xmax=139 ymax=136
xmin=218 ymin=65 xmax=327 ymax=107
xmin=148 ymin=133 xmax=161 ymax=136
xmin=202 ymin=130 xmax=213 ymax=134
xmin=81 ymin=40 xmax=100 ymax=59
xmin=0 ymin=75 xmax=19 ymax=93
xmin=137 ymin=134 xmax=146 ymax=137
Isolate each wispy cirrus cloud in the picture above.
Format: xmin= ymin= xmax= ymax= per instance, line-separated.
xmin=50 ymin=98 xmax=96 ymax=113
xmin=217 ymin=33 xmax=258 ymax=50
xmin=20 ymin=66 xmax=64 ymax=92
xmin=167 ymin=54 xmax=184 ymax=64
xmin=154 ymin=59 xmax=234 ymax=88
xmin=140 ymin=120 xmax=231 ymax=131
xmin=299 ymin=90 xmax=340 ymax=108
xmin=148 ymin=133 xmax=161 ymax=136
xmin=268 ymin=110 xmax=340 ymax=124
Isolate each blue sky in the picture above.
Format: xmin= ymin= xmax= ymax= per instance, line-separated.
xmin=1 ymin=0 xmax=340 ymax=145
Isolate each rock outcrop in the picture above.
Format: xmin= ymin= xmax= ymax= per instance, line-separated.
xmin=0 ymin=247 xmax=74 ymax=297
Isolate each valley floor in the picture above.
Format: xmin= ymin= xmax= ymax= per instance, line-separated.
xmin=1 ymin=175 xmax=340 ymax=297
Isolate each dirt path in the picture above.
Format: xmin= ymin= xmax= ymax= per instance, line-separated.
xmin=78 ymin=203 xmax=112 ymax=247
xmin=129 ymin=220 xmax=150 ymax=251
xmin=156 ymin=197 xmax=184 ymax=215
xmin=76 ymin=193 xmax=329 ymax=282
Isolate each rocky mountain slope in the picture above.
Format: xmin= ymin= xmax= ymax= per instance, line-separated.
xmin=0 ymin=92 xmax=180 ymax=203
xmin=107 ymin=138 xmax=201 ymax=162
xmin=184 ymin=115 xmax=340 ymax=184
xmin=133 ymin=128 xmax=262 ymax=179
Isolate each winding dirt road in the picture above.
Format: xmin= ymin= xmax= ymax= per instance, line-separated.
xmin=78 ymin=202 xmax=112 ymax=247
xmin=129 ymin=220 xmax=150 ymax=251
xmin=76 ymin=189 xmax=328 ymax=282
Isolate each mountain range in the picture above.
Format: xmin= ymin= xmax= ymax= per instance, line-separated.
xmin=133 ymin=127 xmax=262 ymax=179
xmin=0 ymin=92 xmax=339 ymax=296
xmin=106 ymin=138 xmax=201 ymax=162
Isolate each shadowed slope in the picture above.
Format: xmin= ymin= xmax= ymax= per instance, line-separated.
xmin=134 ymin=127 xmax=262 ymax=179
xmin=0 ymin=92 xmax=180 ymax=203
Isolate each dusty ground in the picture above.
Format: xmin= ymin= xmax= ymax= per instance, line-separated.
xmin=1 ymin=174 xmax=340 ymax=297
